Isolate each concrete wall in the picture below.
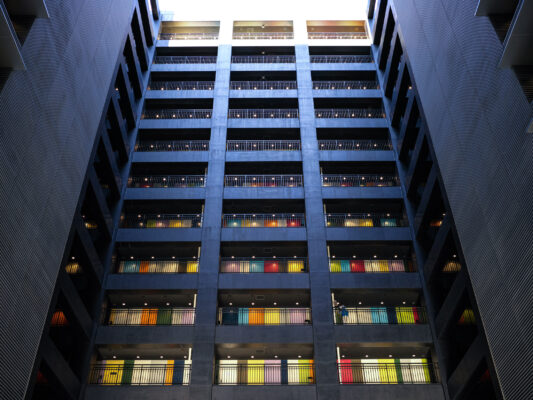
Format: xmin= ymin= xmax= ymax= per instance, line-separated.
xmin=0 ymin=0 xmax=137 ymax=398
xmin=390 ymin=1 xmax=533 ymax=398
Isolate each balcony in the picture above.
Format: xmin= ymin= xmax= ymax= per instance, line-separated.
xmin=318 ymin=139 xmax=391 ymax=151
xmin=231 ymin=55 xmax=296 ymax=64
xmin=233 ymin=32 xmax=294 ymax=40
xmin=121 ymin=214 xmax=203 ymax=228
xmin=333 ymin=306 xmax=427 ymax=325
xmin=315 ymin=108 xmax=385 ymax=119
xmin=153 ymin=55 xmax=217 ymax=64
xmin=229 ymin=109 xmax=299 ymax=119
xmin=220 ymin=257 xmax=307 ymax=273
xmin=215 ymin=360 xmax=315 ymax=385
xmin=227 ymin=140 xmax=300 ymax=151
xmin=325 ymin=213 xmax=406 ymax=227
xmin=321 ymin=174 xmax=398 ymax=187
xmin=128 ymin=175 xmax=206 ymax=188
xmin=312 ymin=80 xmax=379 ymax=90
xmin=308 ymin=32 xmax=368 ymax=40
xmin=337 ymin=360 xmax=439 ymax=384
xmin=230 ymin=81 xmax=297 ymax=90
xmin=329 ymin=258 xmax=414 ymax=273
xmin=117 ymin=258 xmax=199 ymax=274
xmin=223 ymin=214 xmax=305 ymax=228
xmin=136 ymin=140 xmax=209 ymax=152
xmin=218 ymin=307 xmax=311 ymax=325
xmin=158 ymin=32 xmax=218 ymax=40
xmin=142 ymin=109 xmax=212 ymax=119
xmin=147 ymin=81 xmax=214 ymax=91
xmin=107 ymin=308 xmax=195 ymax=326
xmin=310 ymin=55 xmax=373 ymax=63
xmin=89 ymin=361 xmax=191 ymax=385
xmin=225 ymin=175 xmax=302 ymax=188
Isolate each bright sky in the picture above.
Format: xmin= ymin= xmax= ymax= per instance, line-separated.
xmin=158 ymin=0 xmax=368 ymax=22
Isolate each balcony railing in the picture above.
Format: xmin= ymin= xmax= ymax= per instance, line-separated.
xmin=325 ymin=213 xmax=406 ymax=227
xmin=107 ymin=308 xmax=195 ymax=325
xmin=220 ymin=257 xmax=307 ymax=273
xmin=318 ymin=139 xmax=392 ymax=151
xmin=121 ymin=214 xmax=203 ymax=228
xmin=158 ymin=32 xmax=218 ymax=40
xmin=136 ymin=140 xmax=209 ymax=152
xmin=231 ymin=55 xmax=296 ymax=64
xmin=128 ymin=175 xmax=206 ymax=188
xmin=230 ymin=81 xmax=297 ymax=90
xmin=89 ymin=361 xmax=191 ymax=385
xmin=218 ymin=307 xmax=311 ymax=325
xmin=312 ymin=80 xmax=379 ymax=90
xmin=232 ymin=32 xmax=294 ymax=40
xmin=142 ymin=109 xmax=212 ymax=119
xmin=228 ymin=109 xmax=299 ymax=119
xmin=148 ymin=81 xmax=215 ymax=91
xmin=333 ymin=306 xmax=427 ymax=324
xmin=315 ymin=108 xmax=385 ymax=118
xmin=117 ymin=258 xmax=199 ymax=274
xmin=308 ymin=32 xmax=368 ymax=40
xmin=329 ymin=258 xmax=414 ymax=273
xmin=216 ymin=361 xmax=315 ymax=385
xmin=153 ymin=55 xmax=217 ymax=64
xmin=227 ymin=140 xmax=300 ymax=151
xmin=225 ymin=175 xmax=303 ymax=187
xmin=310 ymin=55 xmax=373 ymax=63
xmin=321 ymin=174 xmax=399 ymax=187
xmin=337 ymin=361 xmax=439 ymax=384
xmin=223 ymin=214 xmax=305 ymax=227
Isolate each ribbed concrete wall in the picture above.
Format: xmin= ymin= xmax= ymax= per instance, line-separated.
xmin=390 ymin=1 xmax=533 ymax=398
xmin=0 ymin=0 xmax=136 ymax=398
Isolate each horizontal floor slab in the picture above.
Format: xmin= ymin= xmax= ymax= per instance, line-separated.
xmin=116 ymin=228 xmax=203 ymax=242
xmin=95 ymin=326 xmax=195 ymax=344
xmin=215 ymin=325 xmax=313 ymax=343
xmin=218 ymin=273 xmax=310 ymax=289
xmin=221 ymin=228 xmax=307 ymax=242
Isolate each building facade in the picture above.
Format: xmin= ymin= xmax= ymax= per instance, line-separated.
xmin=0 ymin=0 xmax=530 ymax=399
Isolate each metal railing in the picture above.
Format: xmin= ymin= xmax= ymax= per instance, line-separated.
xmin=148 ymin=81 xmax=214 ymax=91
xmin=231 ymin=55 xmax=296 ymax=64
xmin=308 ymin=32 xmax=368 ymax=40
xmin=220 ymin=257 xmax=307 ymax=273
xmin=232 ymin=32 xmax=294 ymax=40
xmin=225 ymin=175 xmax=303 ymax=187
xmin=158 ymin=32 xmax=218 ymax=40
xmin=142 ymin=109 xmax=212 ymax=119
xmin=227 ymin=140 xmax=300 ymax=151
xmin=128 ymin=175 xmax=206 ymax=188
xmin=107 ymin=308 xmax=196 ymax=325
xmin=216 ymin=363 xmax=315 ymax=385
xmin=228 ymin=109 xmax=299 ymax=118
xmin=136 ymin=140 xmax=209 ymax=152
xmin=329 ymin=258 xmax=415 ymax=273
xmin=223 ymin=214 xmax=305 ymax=227
xmin=333 ymin=307 xmax=427 ymax=325
xmin=218 ymin=307 xmax=311 ymax=325
xmin=325 ymin=213 xmax=406 ymax=227
xmin=318 ymin=139 xmax=392 ymax=151
xmin=337 ymin=362 xmax=439 ymax=384
xmin=312 ymin=80 xmax=379 ymax=90
xmin=310 ymin=55 xmax=373 ymax=63
xmin=153 ymin=55 xmax=217 ymax=64
xmin=230 ymin=81 xmax=297 ymax=90
xmin=117 ymin=258 xmax=199 ymax=274
xmin=89 ymin=363 xmax=191 ymax=385
xmin=121 ymin=214 xmax=203 ymax=228
xmin=321 ymin=174 xmax=399 ymax=187
xmin=315 ymin=108 xmax=385 ymax=118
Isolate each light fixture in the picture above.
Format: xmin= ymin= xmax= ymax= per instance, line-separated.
xmin=298 ymin=355 xmax=302 ymax=358
xmin=184 ymin=356 xmax=187 ymax=359
xmin=122 ymin=302 xmax=126 ymax=306
xmin=273 ymin=302 xmax=277 ymax=306
xmin=412 ymin=354 xmax=416 ymax=358
xmin=144 ymin=302 xmax=148 ymax=306
xmin=166 ymin=302 xmax=170 ymax=306
xmin=136 ymin=355 xmax=140 ymax=359
xmin=341 ymin=355 xmax=345 ymax=358
xmin=71 ymin=256 xmax=75 ymax=260
xmin=388 ymin=354 xmax=392 ymax=358
xmin=130 ymin=256 xmax=134 ymax=259
xmin=358 ymin=301 xmax=362 ymax=305
xmin=229 ymin=302 xmax=233 ymax=306
xmin=394 ymin=255 xmax=398 ymax=258
xmin=227 ymin=355 xmax=231 ymax=359
xmin=380 ymin=301 xmax=384 ymax=305
xmin=402 ymin=301 xmax=406 ymax=305
xmin=112 ymin=355 xmax=117 ymax=359
xmin=365 ymin=354 xmax=369 ymax=358
xmin=295 ymin=302 xmax=299 ymax=306
xmin=274 ymin=355 xmax=278 ymax=359
xmin=251 ymin=355 xmax=255 ymax=359
xmin=251 ymin=302 xmax=255 ymax=306
xmin=160 ymin=355 xmax=164 ymax=359
xmin=188 ymin=302 xmax=192 ymax=306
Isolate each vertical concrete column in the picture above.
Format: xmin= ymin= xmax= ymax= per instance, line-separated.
xmin=295 ymin=45 xmax=339 ymax=398
xmin=189 ymin=45 xmax=231 ymax=399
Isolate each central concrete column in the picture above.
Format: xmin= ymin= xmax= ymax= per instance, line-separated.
xmin=189 ymin=44 xmax=231 ymax=399
xmin=296 ymin=45 xmax=340 ymax=399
